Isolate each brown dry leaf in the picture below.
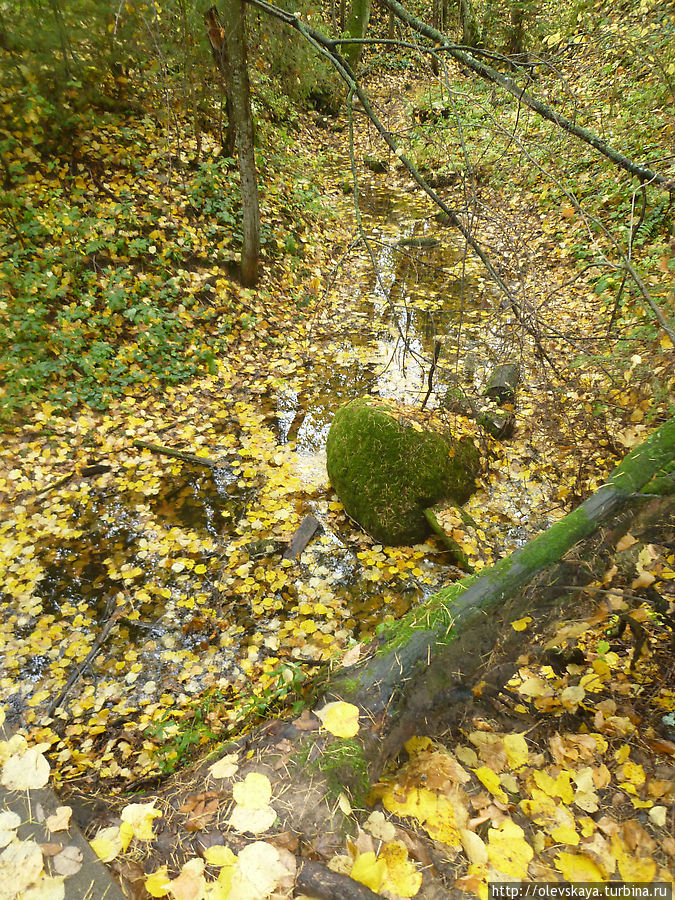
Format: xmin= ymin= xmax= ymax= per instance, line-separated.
xmin=38 ymin=843 xmax=64 ymax=857
xmin=616 ymin=533 xmax=637 ymax=552
xmin=645 ymin=738 xmax=675 ymax=757
xmin=181 ymin=796 xmax=221 ymax=832
xmin=611 ymin=834 xmax=657 ymax=881
xmin=179 ymin=792 xmax=221 ymax=814
xmin=168 ymin=857 xmax=205 ymax=900
xmin=340 ymin=643 xmax=362 ymax=667
xmin=292 ymin=709 xmax=318 ymax=732
xmin=45 ymin=807 xmax=72 ymax=834
xmin=469 ymin=733 xmax=507 ymax=772
xmin=632 ymin=570 xmax=656 ymax=589
xmin=621 ymin=820 xmax=655 ymax=855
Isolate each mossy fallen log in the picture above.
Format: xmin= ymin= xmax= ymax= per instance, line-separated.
xmin=484 ymin=361 xmax=520 ymax=405
xmin=442 ymin=386 xmax=514 ymax=439
xmin=324 ymin=415 xmax=675 ymax=786
xmin=363 ymin=155 xmax=387 ymax=174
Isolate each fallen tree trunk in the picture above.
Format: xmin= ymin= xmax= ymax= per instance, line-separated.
xmin=152 ymin=420 xmax=673 ymax=882
xmin=324 ymin=414 xmax=674 ymax=783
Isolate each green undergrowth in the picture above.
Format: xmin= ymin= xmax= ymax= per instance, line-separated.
xmin=0 ymin=88 xmax=326 ymax=425
xmin=296 ymin=735 xmax=371 ymax=808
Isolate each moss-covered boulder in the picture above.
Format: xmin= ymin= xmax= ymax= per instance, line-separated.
xmin=326 ymin=397 xmax=481 ymax=545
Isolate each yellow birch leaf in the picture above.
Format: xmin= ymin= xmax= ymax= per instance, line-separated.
xmin=120 ymin=801 xmax=162 ymax=841
xmin=503 ymin=733 xmax=529 ymax=769
xmin=203 ymin=845 xmax=237 ymax=867
xmin=555 ymin=851 xmax=606 ymax=882
xmin=649 ymin=806 xmax=667 ymax=827
xmin=350 ymin=851 xmax=386 ymax=892
xmin=533 ymin=770 xmax=574 ymax=804
xmin=90 ymin=825 xmax=123 ymax=862
xmin=21 ymin=873 xmax=66 ymax=900
xmin=619 ymin=761 xmax=645 ymax=786
xmin=1 ymin=747 xmax=50 ymax=790
xmin=145 ymin=867 xmax=172 ymax=898
xmin=460 ymin=829 xmax=488 ymax=865
xmin=204 ymin=882 xmax=230 ymax=900
xmin=0 ymin=840 xmax=44 ymax=895
xmin=228 ymin=803 xmax=276 ymax=834
xmin=611 ymin=835 xmax=657 ymax=881
xmin=404 ymin=736 xmax=434 ymax=755
xmin=0 ymin=810 xmax=21 ymax=849
xmin=487 ymin=819 xmax=533 ymax=878
xmin=518 ymin=676 xmax=553 ymax=698
xmin=455 ymin=863 xmax=488 ymax=900
xmin=379 ymin=841 xmax=423 ymax=897
xmin=550 ymin=824 xmax=579 ymax=845
xmin=423 ymin=794 xmax=462 ymax=845
xmin=232 ymin=772 xmax=272 ymax=809
xmin=209 ymin=754 xmax=239 ymax=780
xmin=473 ymin=767 xmax=508 ymax=803
xmin=119 ymin=821 xmax=134 ymax=851
xmin=561 ymin=684 xmax=586 ymax=710
xmin=315 ymin=701 xmax=360 ymax=738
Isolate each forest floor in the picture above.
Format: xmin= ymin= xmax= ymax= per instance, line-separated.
xmin=1 ymin=2 xmax=674 ymax=896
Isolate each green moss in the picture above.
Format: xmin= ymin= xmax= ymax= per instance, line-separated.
xmin=294 ymin=735 xmax=371 ymax=807
xmin=326 ymin=397 xmax=480 ymax=545
xmin=318 ymin=737 xmax=371 ymax=807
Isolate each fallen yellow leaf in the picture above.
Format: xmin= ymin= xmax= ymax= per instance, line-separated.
xmin=315 ymin=701 xmax=360 ymax=738
xmin=487 ymin=819 xmax=533 ymax=878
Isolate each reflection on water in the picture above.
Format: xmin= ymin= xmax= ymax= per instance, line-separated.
xmin=2 ymin=180 xmax=482 ymax=750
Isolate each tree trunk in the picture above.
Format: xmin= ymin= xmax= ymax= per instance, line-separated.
xmin=204 ymin=6 xmax=237 ymax=158
xmin=223 ymin=0 xmax=261 ymax=286
xmin=325 ymin=415 xmax=675 ymax=789
xmin=344 ymin=0 xmax=372 ymax=69
xmin=458 ymin=0 xmax=480 ymax=48
xmin=506 ymin=0 xmax=527 ymax=56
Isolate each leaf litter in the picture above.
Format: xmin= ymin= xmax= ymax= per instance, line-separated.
xmin=1 ymin=6 xmax=674 ymax=896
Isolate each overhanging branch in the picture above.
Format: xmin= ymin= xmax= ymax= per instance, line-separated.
xmin=245 ymin=0 xmax=561 ymax=365
xmin=381 ymin=0 xmax=674 ymax=190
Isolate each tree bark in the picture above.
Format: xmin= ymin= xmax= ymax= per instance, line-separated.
xmin=458 ymin=0 xmax=480 ymax=48
xmin=344 ymin=0 xmax=372 ymax=69
xmin=223 ymin=0 xmax=261 ymax=286
xmin=204 ymin=6 xmax=237 ymax=158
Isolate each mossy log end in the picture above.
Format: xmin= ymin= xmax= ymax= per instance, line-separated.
xmin=325 ymin=416 xmax=675 ymax=786
xmin=484 ymin=362 xmax=520 ymax=405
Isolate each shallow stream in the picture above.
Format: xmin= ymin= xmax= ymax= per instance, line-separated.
xmin=0 ymin=178 xmax=562 ymax=780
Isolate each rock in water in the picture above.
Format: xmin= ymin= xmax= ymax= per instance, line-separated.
xmin=326 ymin=397 xmax=480 ymax=545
